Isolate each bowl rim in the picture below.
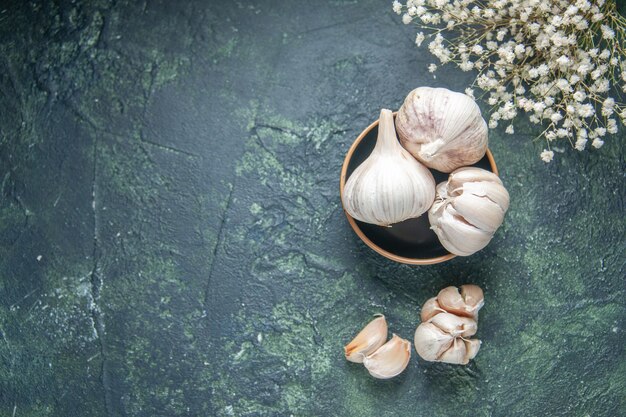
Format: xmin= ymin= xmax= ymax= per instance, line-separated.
xmin=339 ymin=111 xmax=499 ymax=265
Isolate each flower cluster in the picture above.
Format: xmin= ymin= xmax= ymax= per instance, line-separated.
xmin=393 ymin=0 xmax=626 ymax=162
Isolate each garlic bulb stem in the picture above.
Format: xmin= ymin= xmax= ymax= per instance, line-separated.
xmin=373 ymin=109 xmax=402 ymax=154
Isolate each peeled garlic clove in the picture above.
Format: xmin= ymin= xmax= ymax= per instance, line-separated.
xmin=463 ymin=338 xmax=482 ymax=363
xmin=363 ymin=334 xmax=411 ymax=379
xmin=342 ymin=109 xmax=435 ymax=226
xmin=420 ymin=297 xmax=445 ymax=322
xmin=413 ymin=322 xmax=453 ymax=362
xmin=395 ymin=87 xmax=488 ymax=173
xmin=429 ymin=167 xmax=509 ymax=256
xmin=438 ymin=337 xmax=469 ymax=364
xmin=428 ymin=312 xmax=478 ymax=337
xmin=437 ymin=285 xmax=484 ymax=319
xmin=344 ymin=315 xmax=388 ymax=363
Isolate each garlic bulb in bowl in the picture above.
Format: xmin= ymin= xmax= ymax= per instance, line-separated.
xmin=341 ymin=109 xmax=435 ymax=226
xmin=428 ymin=167 xmax=509 ymax=256
xmin=395 ymin=87 xmax=488 ymax=173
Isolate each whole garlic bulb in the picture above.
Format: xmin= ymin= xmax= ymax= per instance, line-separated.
xmin=342 ymin=109 xmax=435 ymax=226
xmin=395 ymin=87 xmax=488 ymax=173
xmin=429 ymin=167 xmax=509 ymax=256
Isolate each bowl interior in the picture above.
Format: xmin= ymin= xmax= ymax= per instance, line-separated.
xmin=343 ymin=121 xmax=496 ymax=263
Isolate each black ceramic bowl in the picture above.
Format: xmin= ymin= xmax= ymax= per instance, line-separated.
xmin=339 ymin=113 xmax=499 ymax=265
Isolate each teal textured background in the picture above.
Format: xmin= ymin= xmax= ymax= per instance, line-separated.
xmin=0 ymin=1 xmax=624 ymax=416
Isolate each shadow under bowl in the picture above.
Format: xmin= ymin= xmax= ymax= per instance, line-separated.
xmin=339 ymin=113 xmax=499 ymax=265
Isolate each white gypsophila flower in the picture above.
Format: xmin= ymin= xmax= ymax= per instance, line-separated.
xmin=578 ymin=104 xmax=594 ymax=118
xmin=459 ymin=60 xmax=474 ymax=71
xmin=607 ymin=118 xmax=618 ymax=133
xmin=540 ymin=149 xmax=554 ymax=162
xmin=601 ymin=24 xmax=615 ymax=39
xmin=393 ymin=1 xmax=402 ymax=14
xmin=428 ymin=63 xmax=437 ymax=73
xmin=573 ymin=91 xmax=587 ymax=102
xmin=505 ymin=125 xmax=514 ymax=134
xmin=402 ymin=13 xmax=412 ymax=24
xmin=603 ymin=97 xmax=615 ymax=109
xmin=575 ymin=137 xmax=588 ymax=151
xmin=465 ymin=88 xmax=475 ymax=99
xmin=592 ymin=138 xmax=604 ymax=148
xmin=472 ymin=44 xmax=483 ymax=54
xmin=551 ymin=112 xmax=563 ymax=123
xmin=415 ymin=32 xmax=425 ymax=46
xmin=556 ymin=55 xmax=570 ymax=66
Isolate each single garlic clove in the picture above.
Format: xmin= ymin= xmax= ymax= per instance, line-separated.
xmin=438 ymin=338 xmax=469 ymax=365
xmin=341 ymin=109 xmax=436 ymax=226
xmin=413 ymin=322 xmax=453 ymax=362
xmin=420 ymin=297 xmax=445 ymax=322
xmin=363 ymin=334 xmax=411 ymax=379
xmin=460 ymin=284 xmax=485 ymax=315
xmin=458 ymin=181 xmax=511 ymax=213
xmin=448 ymin=167 xmax=510 ymax=212
xmin=437 ymin=285 xmax=484 ymax=319
xmin=395 ymin=87 xmax=488 ymax=173
xmin=448 ymin=166 xmax=503 ymax=188
xmin=450 ymin=192 xmax=506 ymax=233
xmin=428 ymin=312 xmax=478 ymax=337
xmin=344 ymin=315 xmax=388 ymax=363
xmin=463 ymin=338 xmax=482 ymax=363
xmin=430 ymin=205 xmax=493 ymax=256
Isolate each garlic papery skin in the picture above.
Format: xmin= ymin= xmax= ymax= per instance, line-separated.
xmin=363 ymin=334 xmax=411 ymax=379
xmin=429 ymin=167 xmax=510 ymax=256
xmin=344 ymin=315 xmax=388 ymax=363
xmin=437 ymin=285 xmax=485 ymax=319
xmin=395 ymin=87 xmax=488 ymax=173
xmin=342 ymin=109 xmax=435 ymax=226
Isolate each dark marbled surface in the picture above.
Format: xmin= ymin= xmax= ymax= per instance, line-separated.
xmin=0 ymin=1 xmax=624 ymax=416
